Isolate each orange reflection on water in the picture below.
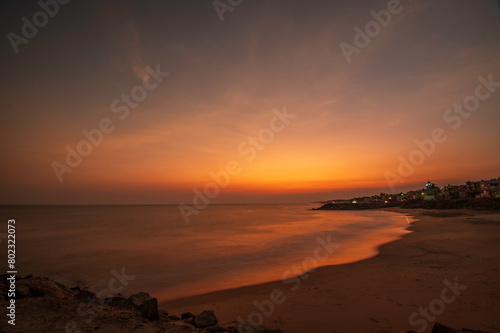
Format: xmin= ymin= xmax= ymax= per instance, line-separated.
xmin=155 ymin=211 xmax=412 ymax=302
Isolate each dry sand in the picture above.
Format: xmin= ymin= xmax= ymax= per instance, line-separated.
xmin=163 ymin=208 xmax=500 ymax=333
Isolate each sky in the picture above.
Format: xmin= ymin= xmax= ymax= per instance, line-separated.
xmin=0 ymin=0 xmax=499 ymax=205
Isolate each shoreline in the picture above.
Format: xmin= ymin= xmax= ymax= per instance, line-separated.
xmin=162 ymin=208 xmax=500 ymax=332
xmin=154 ymin=209 xmax=413 ymax=304
xmin=157 ymin=208 xmax=414 ymax=304
xmin=2 ymin=208 xmax=499 ymax=332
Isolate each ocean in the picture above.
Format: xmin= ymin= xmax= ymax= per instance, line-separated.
xmin=0 ymin=204 xmax=412 ymax=302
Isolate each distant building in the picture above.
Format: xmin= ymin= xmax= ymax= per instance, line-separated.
xmin=423 ymin=180 xmax=440 ymax=200
xmin=443 ymin=185 xmax=468 ymax=200
xmin=466 ymin=181 xmax=481 ymax=197
xmin=361 ymin=196 xmax=372 ymax=203
xmin=479 ymin=178 xmax=500 ymax=198
xmin=325 ymin=176 xmax=498 ymax=205
xmin=406 ymin=190 xmax=422 ymax=200
xmin=425 ymin=180 xmax=437 ymax=189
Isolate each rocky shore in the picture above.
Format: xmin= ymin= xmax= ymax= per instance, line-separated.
xmin=1 ymin=273 xmax=492 ymax=333
xmin=0 ymin=274 xmax=281 ymax=333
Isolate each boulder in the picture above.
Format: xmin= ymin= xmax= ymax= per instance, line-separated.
xmin=431 ymin=322 xmax=458 ymax=333
xmin=104 ymin=296 xmax=127 ymax=308
xmin=16 ymin=284 xmax=44 ymax=298
xmin=138 ymin=298 xmax=159 ymax=321
xmin=167 ymin=315 xmax=181 ymax=321
xmin=431 ymin=322 xmax=491 ymax=333
xmin=192 ymin=310 xmax=218 ymax=328
xmin=181 ymin=312 xmax=194 ymax=319
xmin=74 ymin=290 xmax=97 ymax=302
xmin=16 ymin=276 xmax=73 ymax=299
xmin=126 ymin=292 xmax=151 ymax=308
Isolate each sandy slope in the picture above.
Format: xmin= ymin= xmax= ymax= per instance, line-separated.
xmin=162 ymin=208 xmax=500 ymax=333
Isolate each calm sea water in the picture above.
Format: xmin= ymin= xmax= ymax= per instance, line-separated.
xmin=0 ymin=204 xmax=412 ymax=302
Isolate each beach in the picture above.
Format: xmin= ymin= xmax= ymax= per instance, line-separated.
xmin=162 ymin=208 xmax=500 ymax=332
xmin=0 ymin=204 xmax=412 ymax=302
xmin=2 ymin=207 xmax=499 ymax=332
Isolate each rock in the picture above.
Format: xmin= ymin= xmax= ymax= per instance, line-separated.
xmin=74 ymin=290 xmax=97 ymax=302
xmin=181 ymin=312 xmax=194 ymax=319
xmin=126 ymin=292 xmax=151 ymax=308
xmin=192 ymin=310 xmax=218 ymax=328
xmin=431 ymin=322 xmax=459 ymax=333
xmin=167 ymin=315 xmax=181 ymax=321
xmin=206 ymin=326 xmax=222 ymax=333
xmin=431 ymin=322 xmax=491 ymax=333
xmin=159 ymin=311 xmax=169 ymax=320
xmin=16 ymin=284 xmax=44 ymax=298
xmin=16 ymin=276 xmax=73 ymax=299
xmin=104 ymin=296 xmax=127 ymax=308
xmin=138 ymin=297 xmax=159 ymax=321
xmin=217 ymin=323 xmax=239 ymax=332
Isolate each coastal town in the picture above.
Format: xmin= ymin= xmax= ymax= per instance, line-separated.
xmin=317 ymin=177 xmax=500 ymax=210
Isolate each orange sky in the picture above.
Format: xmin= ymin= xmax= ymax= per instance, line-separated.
xmin=0 ymin=0 xmax=499 ymax=204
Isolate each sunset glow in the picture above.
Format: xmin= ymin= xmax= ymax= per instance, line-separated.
xmin=1 ymin=0 xmax=499 ymax=204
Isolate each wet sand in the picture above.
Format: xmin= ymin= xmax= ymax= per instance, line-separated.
xmin=162 ymin=208 xmax=500 ymax=333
